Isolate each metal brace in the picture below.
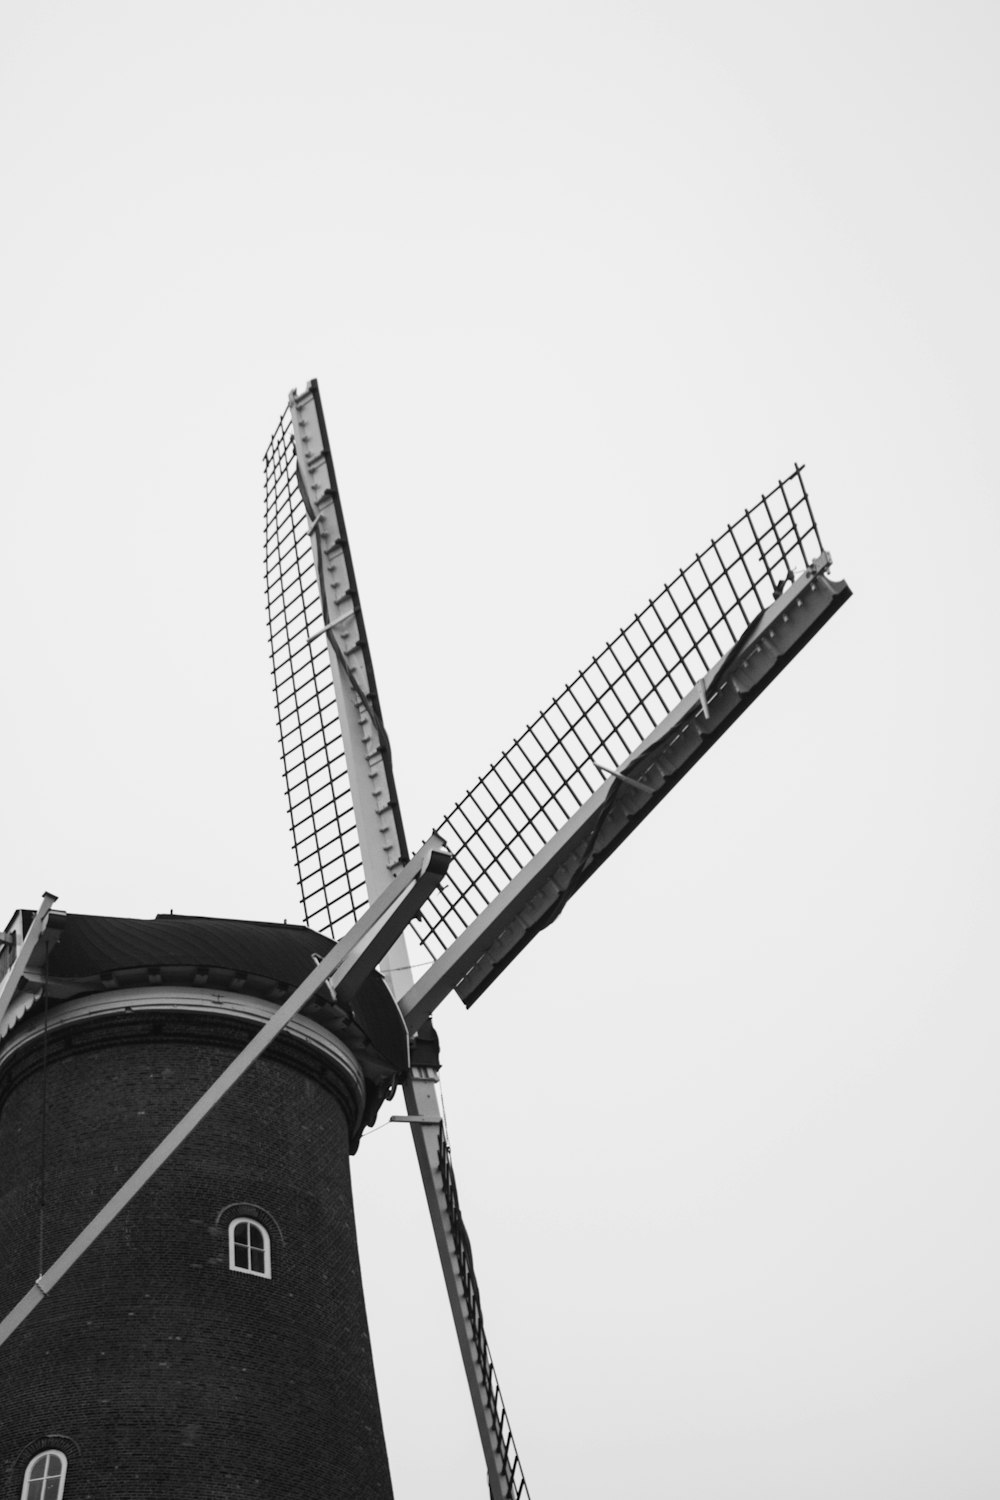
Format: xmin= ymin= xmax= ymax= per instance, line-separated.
xmin=595 ymin=765 xmax=654 ymax=796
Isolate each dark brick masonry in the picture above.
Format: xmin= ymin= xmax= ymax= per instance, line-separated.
xmin=0 ymin=1007 xmax=395 ymax=1498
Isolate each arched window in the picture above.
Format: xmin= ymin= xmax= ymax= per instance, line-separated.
xmin=229 ymin=1216 xmax=271 ymax=1278
xmin=21 ymin=1452 xmax=67 ymax=1500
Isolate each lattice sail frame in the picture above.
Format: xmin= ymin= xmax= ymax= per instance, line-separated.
xmin=267 ymin=399 xmax=840 ymax=1012
xmin=437 ymin=1126 xmax=529 ymax=1499
xmin=410 ymin=469 xmax=826 ymax=963
xmin=264 ymin=406 xmax=369 ymax=939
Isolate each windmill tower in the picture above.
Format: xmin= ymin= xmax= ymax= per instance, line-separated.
xmin=0 ymin=381 xmax=850 ymax=1497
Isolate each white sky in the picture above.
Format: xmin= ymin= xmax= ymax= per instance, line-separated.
xmin=2 ymin=2 xmax=998 ymax=1496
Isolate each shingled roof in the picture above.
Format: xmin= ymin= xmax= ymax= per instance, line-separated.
xmin=46 ymin=912 xmax=332 ymax=994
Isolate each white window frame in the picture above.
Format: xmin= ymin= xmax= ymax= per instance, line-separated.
xmin=228 ymin=1216 xmax=272 ymax=1279
xmin=21 ymin=1451 xmax=68 ymax=1500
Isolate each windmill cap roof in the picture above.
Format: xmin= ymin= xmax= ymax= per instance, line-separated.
xmin=3 ymin=908 xmax=413 ymax=1087
xmin=44 ymin=911 xmax=334 ymax=990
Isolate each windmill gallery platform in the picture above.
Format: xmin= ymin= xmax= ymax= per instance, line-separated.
xmin=0 ymin=909 xmax=406 ymax=1497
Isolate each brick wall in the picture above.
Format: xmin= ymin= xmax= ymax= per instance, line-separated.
xmin=0 ymin=1004 xmax=395 ymax=1499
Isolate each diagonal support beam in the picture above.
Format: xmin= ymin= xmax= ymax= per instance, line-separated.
xmin=0 ymin=839 xmax=449 ymax=1354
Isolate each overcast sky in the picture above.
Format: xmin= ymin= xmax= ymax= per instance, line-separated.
xmin=2 ymin=3 xmax=998 ymax=1496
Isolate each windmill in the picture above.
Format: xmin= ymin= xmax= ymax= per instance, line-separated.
xmin=0 ymin=379 xmax=849 ymax=1497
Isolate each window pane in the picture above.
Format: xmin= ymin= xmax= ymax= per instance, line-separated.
xmin=230 ymin=1218 xmax=269 ymax=1275
xmin=24 ymin=1453 xmax=64 ymax=1500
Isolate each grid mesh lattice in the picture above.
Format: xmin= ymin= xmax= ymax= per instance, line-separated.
xmin=264 ymin=405 xmax=367 ymax=940
xmin=414 ymin=467 xmax=823 ymax=961
xmin=438 ymin=1127 xmax=531 ymax=1500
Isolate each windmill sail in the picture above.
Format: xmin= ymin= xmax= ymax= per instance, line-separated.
xmin=398 ymin=472 xmax=849 ymax=1028
xmin=264 ymin=386 xmax=409 ymax=940
xmin=437 ymin=1120 xmax=529 ymax=1499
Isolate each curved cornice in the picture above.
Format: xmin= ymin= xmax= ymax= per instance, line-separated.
xmin=0 ymin=986 xmax=367 ymax=1134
